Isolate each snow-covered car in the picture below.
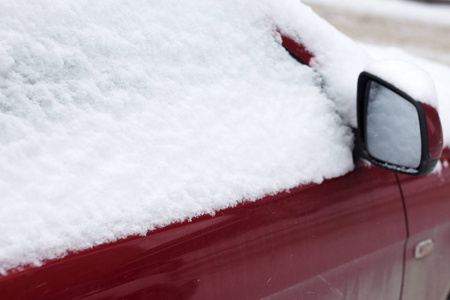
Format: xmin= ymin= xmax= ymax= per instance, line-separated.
xmin=0 ymin=1 xmax=449 ymax=299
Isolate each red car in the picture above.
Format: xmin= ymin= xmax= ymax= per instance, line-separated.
xmin=0 ymin=2 xmax=449 ymax=300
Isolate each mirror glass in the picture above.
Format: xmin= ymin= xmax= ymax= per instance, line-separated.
xmin=366 ymin=80 xmax=421 ymax=168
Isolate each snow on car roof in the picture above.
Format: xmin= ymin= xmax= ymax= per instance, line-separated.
xmin=0 ymin=0 xmax=357 ymax=273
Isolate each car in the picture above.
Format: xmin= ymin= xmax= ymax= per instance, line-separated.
xmin=0 ymin=1 xmax=449 ymax=299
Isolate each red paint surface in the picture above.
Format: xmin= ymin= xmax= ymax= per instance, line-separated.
xmin=280 ymin=34 xmax=314 ymax=66
xmin=422 ymin=103 xmax=443 ymax=159
xmin=0 ymin=163 xmax=406 ymax=299
xmin=398 ymin=147 xmax=450 ymax=300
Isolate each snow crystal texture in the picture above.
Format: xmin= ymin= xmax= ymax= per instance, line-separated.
xmin=0 ymin=0 xmax=355 ymax=273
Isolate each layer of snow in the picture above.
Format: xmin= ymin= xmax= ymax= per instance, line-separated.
xmin=271 ymin=2 xmax=372 ymax=127
xmin=363 ymin=44 xmax=450 ymax=147
xmin=304 ymin=0 xmax=450 ymax=26
xmin=364 ymin=60 xmax=438 ymax=109
xmin=0 ymin=0 xmax=355 ymax=273
xmin=2 ymin=0 xmax=449 ymax=275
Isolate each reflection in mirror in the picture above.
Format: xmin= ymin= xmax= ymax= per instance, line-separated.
xmin=366 ymin=80 xmax=421 ymax=168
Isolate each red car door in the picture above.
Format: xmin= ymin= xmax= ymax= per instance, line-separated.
xmin=398 ymin=147 xmax=450 ymax=300
xmin=0 ymin=161 xmax=407 ymax=299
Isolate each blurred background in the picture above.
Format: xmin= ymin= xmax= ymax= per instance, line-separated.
xmin=303 ymin=0 xmax=450 ymax=66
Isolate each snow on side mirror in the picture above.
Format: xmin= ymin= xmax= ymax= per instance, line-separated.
xmin=357 ymin=61 xmax=443 ymax=176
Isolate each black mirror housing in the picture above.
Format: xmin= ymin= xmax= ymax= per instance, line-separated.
xmin=356 ymin=71 xmax=443 ymax=176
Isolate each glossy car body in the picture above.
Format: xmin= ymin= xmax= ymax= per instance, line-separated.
xmin=1 ymin=21 xmax=449 ymax=300
xmin=2 ymin=150 xmax=449 ymax=300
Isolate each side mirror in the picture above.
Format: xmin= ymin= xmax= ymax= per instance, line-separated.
xmin=356 ymin=63 xmax=443 ymax=176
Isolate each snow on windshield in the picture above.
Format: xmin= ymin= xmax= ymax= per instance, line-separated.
xmin=0 ymin=1 xmax=355 ymax=273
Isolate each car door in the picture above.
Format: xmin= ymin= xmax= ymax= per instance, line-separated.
xmin=398 ymin=148 xmax=450 ymax=300
xmin=0 ymin=160 xmax=407 ymax=300
xmin=259 ymin=161 xmax=407 ymax=300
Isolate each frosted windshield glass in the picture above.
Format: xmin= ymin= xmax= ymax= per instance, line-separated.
xmin=366 ymin=81 xmax=421 ymax=168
